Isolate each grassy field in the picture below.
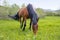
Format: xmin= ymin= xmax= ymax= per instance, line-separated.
xmin=0 ymin=16 xmax=60 ymax=40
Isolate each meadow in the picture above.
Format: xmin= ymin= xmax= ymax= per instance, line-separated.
xmin=0 ymin=16 xmax=60 ymax=40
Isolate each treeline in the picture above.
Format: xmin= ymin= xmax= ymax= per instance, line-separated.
xmin=0 ymin=4 xmax=60 ymax=20
xmin=36 ymin=8 xmax=60 ymax=16
xmin=45 ymin=10 xmax=60 ymax=16
xmin=0 ymin=4 xmax=19 ymax=20
xmin=0 ymin=0 xmax=60 ymax=20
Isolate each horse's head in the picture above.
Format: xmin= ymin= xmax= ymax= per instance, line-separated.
xmin=8 ymin=13 xmax=19 ymax=20
xmin=32 ymin=23 xmax=38 ymax=35
xmin=32 ymin=16 xmax=39 ymax=35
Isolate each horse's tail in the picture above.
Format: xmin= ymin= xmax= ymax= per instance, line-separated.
xmin=8 ymin=11 xmax=20 ymax=20
xmin=8 ymin=15 xmax=16 ymax=19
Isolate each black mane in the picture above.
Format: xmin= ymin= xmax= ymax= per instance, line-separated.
xmin=27 ymin=4 xmax=38 ymax=25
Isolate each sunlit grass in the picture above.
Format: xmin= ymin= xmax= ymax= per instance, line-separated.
xmin=0 ymin=16 xmax=60 ymax=40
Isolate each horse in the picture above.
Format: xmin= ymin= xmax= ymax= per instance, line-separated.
xmin=8 ymin=4 xmax=39 ymax=35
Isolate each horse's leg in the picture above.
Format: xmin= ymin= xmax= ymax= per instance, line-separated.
xmin=19 ymin=17 xmax=22 ymax=28
xmin=20 ymin=17 xmax=24 ymax=29
xmin=29 ymin=20 xmax=32 ymax=30
xmin=22 ymin=18 xmax=26 ymax=31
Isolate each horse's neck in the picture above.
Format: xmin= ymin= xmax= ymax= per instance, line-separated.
xmin=32 ymin=17 xmax=37 ymax=25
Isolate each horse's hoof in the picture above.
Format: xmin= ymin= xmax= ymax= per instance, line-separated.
xmin=29 ymin=28 xmax=31 ymax=31
xmin=22 ymin=30 xmax=25 ymax=31
xmin=20 ymin=27 xmax=22 ymax=29
xmin=20 ymin=26 xmax=23 ymax=29
xmin=29 ymin=29 xmax=31 ymax=31
xmin=22 ymin=29 xmax=25 ymax=31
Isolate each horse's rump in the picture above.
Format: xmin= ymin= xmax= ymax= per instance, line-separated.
xmin=18 ymin=7 xmax=29 ymax=18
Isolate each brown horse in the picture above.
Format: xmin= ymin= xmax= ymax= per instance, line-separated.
xmin=8 ymin=4 xmax=39 ymax=35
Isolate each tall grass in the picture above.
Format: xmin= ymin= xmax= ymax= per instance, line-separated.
xmin=0 ymin=16 xmax=60 ymax=40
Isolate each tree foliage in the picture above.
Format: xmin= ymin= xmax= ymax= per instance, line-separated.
xmin=0 ymin=1 xmax=60 ymax=20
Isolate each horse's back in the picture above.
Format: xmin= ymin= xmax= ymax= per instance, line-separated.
xmin=18 ymin=7 xmax=29 ymax=18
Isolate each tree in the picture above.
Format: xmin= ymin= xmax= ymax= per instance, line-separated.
xmin=12 ymin=4 xmax=19 ymax=9
xmin=9 ymin=4 xmax=19 ymax=15
xmin=21 ymin=3 xmax=25 ymax=8
xmin=36 ymin=8 xmax=44 ymax=14
xmin=3 ymin=0 xmax=9 ymax=7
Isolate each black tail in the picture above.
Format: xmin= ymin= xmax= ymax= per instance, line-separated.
xmin=14 ymin=13 xmax=19 ymax=20
xmin=8 ymin=15 xmax=16 ymax=20
xmin=8 ymin=13 xmax=19 ymax=20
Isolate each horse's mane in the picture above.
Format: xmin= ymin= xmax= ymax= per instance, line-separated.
xmin=27 ymin=4 xmax=39 ymax=25
xmin=27 ymin=4 xmax=38 ymax=18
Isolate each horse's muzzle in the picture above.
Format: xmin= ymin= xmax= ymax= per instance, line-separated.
xmin=32 ymin=23 xmax=38 ymax=35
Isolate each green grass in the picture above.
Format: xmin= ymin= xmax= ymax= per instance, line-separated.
xmin=0 ymin=16 xmax=60 ymax=40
